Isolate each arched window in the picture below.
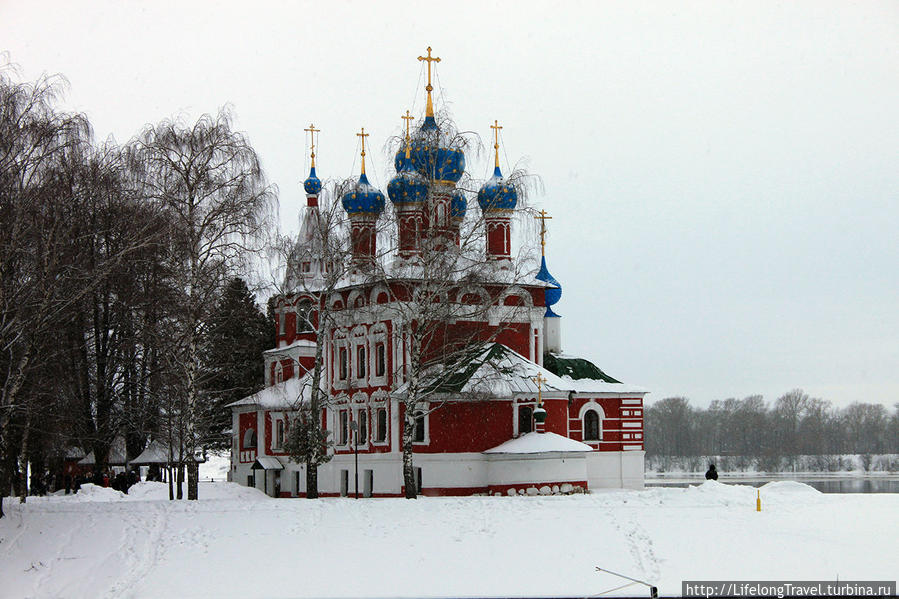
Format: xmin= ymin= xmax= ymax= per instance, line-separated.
xmin=296 ymin=300 xmax=313 ymax=333
xmin=518 ymin=406 xmax=534 ymax=435
xmin=375 ymin=408 xmax=388 ymax=442
xmin=584 ymin=410 xmax=601 ymax=441
xmin=243 ymin=428 xmax=257 ymax=449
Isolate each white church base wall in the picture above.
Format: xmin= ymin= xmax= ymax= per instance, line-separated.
xmin=229 ymin=449 xmax=645 ymax=496
xmin=485 ymin=452 xmax=587 ymax=489
xmin=585 ymin=450 xmax=645 ymax=490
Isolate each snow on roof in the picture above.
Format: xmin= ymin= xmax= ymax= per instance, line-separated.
xmin=263 ymin=339 xmax=317 ymax=354
xmin=454 ymin=344 xmax=575 ymax=396
xmin=65 ymin=446 xmax=86 ymax=459
xmin=252 ymin=457 xmax=283 ymax=470
xmin=484 ymin=431 xmax=594 ymax=454
xmin=227 ymin=375 xmax=311 ymax=409
xmin=131 ymin=440 xmax=172 ymax=464
xmin=411 ymin=343 xmax=645 ymax=397
xmin=78 ymin=436 xmax=128 ymax=465
xmin=130 ymin=440 xmax=205 ymax=465
xmin=558 ymin=375 xmax=647 ymax=394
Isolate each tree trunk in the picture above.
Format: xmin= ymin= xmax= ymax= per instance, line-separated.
xmin=167 ymin=466 xmax=174 ymax=500
xmin=304 ymin=307 xmax=330 ymax=499
xmin=0 ymin=441 xmax=8 ymax=518
xmin=18 ymin=421 xmax=30 ymax=504
xmin=187 ymin=461 xmax=198 ymax=500
xmin=402 ymin=408 xmax=416 ymax=499
xmin=304 ymin=376 xmax=322 ymax=499
xmin=176 ymin=463 xmax=183 ymax=499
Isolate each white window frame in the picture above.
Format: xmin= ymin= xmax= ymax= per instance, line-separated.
xmin=369 ymin=323 xmax=388 ymax=387
xmin=295 ymin=299 xmax=313 ymax=334
xmin=356 ymin=344 xmax=367 ymax=382
xmin=273 ymin=416 xmax=285 ymax=450
xmin=338 ymin=409 xmax=349 ymax=447
xmin=578 ymin=401 xmax=605 ymax=443
xmin=411 ymin=409 xmax=429 ymax=445
xmin=333 ymin=332 xmax=349 ymax=390
xmin=338 ymin=347 xmax=348 ymax=381
xmin=354 ymin=407 xmax=369 ymax=449
xmin=514 ymin=400 xmax=537 ymax=437
xmin=372 ymin=405 xmax=389 ymax=445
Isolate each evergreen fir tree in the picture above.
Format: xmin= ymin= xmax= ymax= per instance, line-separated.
xmin=200 ymin=278 xmax=272 ymax=450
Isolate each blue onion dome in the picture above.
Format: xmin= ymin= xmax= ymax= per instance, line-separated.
xmin=388 ymin=150 xmax=428 ymax=205
xmin=341 ymin=173 xmax=385 ymax=215
xmin=477 ymin=166 xmax=518 ymax=212
xmin=303 ymin=166 xmax=322 ymax=195
xmin=392 ymin=122 xmax=465 ymax=185
xmin=535 ymin=256 xmax=562 ymax=317
xmin=450 ymin=190 xmax=467 ymax=220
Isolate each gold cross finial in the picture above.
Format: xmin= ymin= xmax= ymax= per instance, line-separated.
xmin=490 ymin=120 xmax=503 ymax=169
xmin=304 ymin=123 xmax=320 ymax=168
xmin=401 ymin=110 xmax=414 ymax=159
xmin=535 ymin=209 xmax=552 ymax=256
xmin=417 ymin=46 xmax=441 ymax=118
xmin=357 ymin=127 xmax=369 ymax=175
xmin=532 ymin=372 xmax=546 ymax=404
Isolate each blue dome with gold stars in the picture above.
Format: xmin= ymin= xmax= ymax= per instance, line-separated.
xmin=342 ymin=173 xmax=385 ymax=215
xmin=303 ymin=166 xmax=322 ymax=195
xmin=393 ymin=118 xmax=465 ymax=185
xmin=477 ymin=166 xmax=518 ymax=212
xmin=388 ymin=151 xmax=428 ymax=205
xmin=450 ymin=189 xmax=467 ymax=220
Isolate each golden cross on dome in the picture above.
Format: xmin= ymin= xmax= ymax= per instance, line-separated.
xmin=401 ymin=110 xmax=414 ymax=140
xmin=304 ymin=123 xmax=320 ymax=167
xmin=490 ymin=120 xmax=503 ymax=169
xmin=357 ymin=127 xmax=369 ymax=175
xmin=401 ymin=110 xmax=414 ymax=159
xmin=417 ymin=46 xmax=441 ymax=118
xmin=535 ymin=209 xmax=552 ymax=256
xmin=532 ymin=372 xmax=546 ymax=405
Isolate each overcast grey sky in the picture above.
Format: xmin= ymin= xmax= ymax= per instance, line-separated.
xmin=3 ymin=1 xmax=897 ymax=408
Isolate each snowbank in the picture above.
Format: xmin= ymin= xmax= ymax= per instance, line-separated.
xmin=1 ymin=481 xmax=894 ymax=598
xmin=760 ymin=480 xmax=822 ymax=495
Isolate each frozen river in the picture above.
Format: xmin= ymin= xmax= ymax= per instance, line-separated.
xmin=645 ymin=474 xmax=899 ymax=493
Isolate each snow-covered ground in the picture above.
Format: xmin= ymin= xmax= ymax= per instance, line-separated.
xmin=0 ymin=481 xmax=895 ymax=598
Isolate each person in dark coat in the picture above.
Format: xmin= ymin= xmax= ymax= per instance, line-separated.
xmin=705 ymin=463 xmax=719 ymax=480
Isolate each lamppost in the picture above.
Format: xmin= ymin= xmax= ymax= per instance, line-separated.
xmin=349 ymin=420 xmax=359 ymax=499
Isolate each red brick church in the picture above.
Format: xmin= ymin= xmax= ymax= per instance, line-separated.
xmin=229 ymin=48 xmax=647 ymax=497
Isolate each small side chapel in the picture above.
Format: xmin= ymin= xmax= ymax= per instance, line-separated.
xmin=229 ymin=48 xmax=647 ymax=497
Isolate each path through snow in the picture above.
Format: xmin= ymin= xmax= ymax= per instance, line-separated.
xmin=0 ymin=480 xmax=896 ymax=598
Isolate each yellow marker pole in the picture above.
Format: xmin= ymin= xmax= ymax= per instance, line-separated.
xmin=756 ymin=489 xmax=762 ymax=512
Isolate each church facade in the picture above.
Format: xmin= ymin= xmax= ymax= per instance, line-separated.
xmin=229 ymin=48 xmax=647 ymax=497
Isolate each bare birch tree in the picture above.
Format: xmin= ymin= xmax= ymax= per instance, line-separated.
xmin=129 ymin=109 xmax=275 ymax=500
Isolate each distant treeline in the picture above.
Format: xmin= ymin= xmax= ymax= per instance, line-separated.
xmin=644 ymin=390 xmax=898 ymax=462
xmin=647 ymin=453 xmax=899 ymax=474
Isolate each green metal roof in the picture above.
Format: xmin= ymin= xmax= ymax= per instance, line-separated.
xmin=542 ymin=352 xmax=621 ymax=383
